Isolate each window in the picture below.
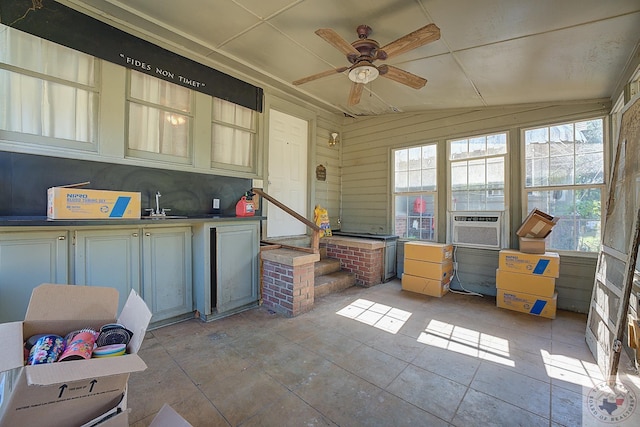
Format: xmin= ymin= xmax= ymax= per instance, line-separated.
xmin=211 ymin=98 xmax=256 ymax=171
xmin=0 ymin=24 xmax=97 ymax=145
xmin=127 ymin=70 xmax=192 ymax=161
xmin=393 ymin=144 xmax=437 ymax=240
xmin=448 ymin=133 xmax=507 ymax=211
xmin=523 ymin=118 xmax=605 ymax=252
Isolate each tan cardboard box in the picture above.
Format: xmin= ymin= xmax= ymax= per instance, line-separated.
xmin=496 ymin=268 xmax=556 ymax=297
xmin=516 ymin=208 xmax=558 ymax=238
xmin=0 ymin=284 xmax=152 ymax=427
xmin=496 ymin=289 xmax=557 ymax=319
xmin=404 ymin=242 xmax=453 ymax=262
xmin=403 ymin=259 xmax=453 ymax=281
xmin=402 ymin=274 xmax=450 ymax=297
xmin=519 ymin=236 xmax=546 ymax=254
xmin=498 ymin=249 xmax=560 ymax=278
xmin=47 ymin=187 xmax=141 ymax=220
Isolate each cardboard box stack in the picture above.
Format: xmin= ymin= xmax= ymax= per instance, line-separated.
xmin=0 ymin=284 xmax=152 ymax=427
xmin=496 ymin=209 xmax=560 ymax=319
xmin=516 ymin=208 xmax=558 ymax=254
xmin=402 ymin=242 xmax=453 ymax=297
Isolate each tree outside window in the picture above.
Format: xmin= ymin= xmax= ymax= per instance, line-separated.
xmin=523 ymin=118 xmax=605 ymax=252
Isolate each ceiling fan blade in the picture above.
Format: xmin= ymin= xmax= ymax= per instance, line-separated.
xmin=380 ymin=23 xmax=440 ymax=59
xmin=347 ymin=82 xmax=364 ymax=106
xmin=315 ymin=28 xmax=359 ymax=56
xmin=378 ymin=65 xmax=427 ymax=89
xmin=292 ymin=67 xmax=348 ymax=85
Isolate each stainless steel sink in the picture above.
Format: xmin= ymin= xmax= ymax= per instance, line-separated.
xmin=140 ymin=215 xmax=188 ymax=220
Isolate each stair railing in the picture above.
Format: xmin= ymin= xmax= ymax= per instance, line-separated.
xmin=251 ymin=188 xmax=321 ymax=254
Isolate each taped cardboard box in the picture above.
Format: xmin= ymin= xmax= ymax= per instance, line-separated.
xmin=402 ymin=274 xmax=451 ymax=298
xmin=518 ymin=236 xmax=546 ymax=254
xmin=403 ymin=259 xmax=453 ymax=281
xmin=404 ymin=242 xmax=453 ymax=263
xmin=498 ymin=249 xmax=560 ymax=278
xmin=496 ymin=289 xmax=557 ymax=319
xmin=0 ymin=284 xmax=152 ymax=427
xmin=48 ymin=186 xmax=141 ymax=220
xmin=496 ymin=268 xmax=556 ymax=298
xmin=516 ymin=208 xmax=558 ymax=239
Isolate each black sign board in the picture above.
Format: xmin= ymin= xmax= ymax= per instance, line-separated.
xmin=0 ymin=0 xmax=263 ymax=112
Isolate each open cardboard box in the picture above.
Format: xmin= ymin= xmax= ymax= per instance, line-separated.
xmin=0 ymin=284 xmax=151 ymax=427
xmin=516 ymin=208 xmax=558 ymax=239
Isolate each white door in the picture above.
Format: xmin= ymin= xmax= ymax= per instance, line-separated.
xmin=268 ymin=109 xmax=308 ymax=238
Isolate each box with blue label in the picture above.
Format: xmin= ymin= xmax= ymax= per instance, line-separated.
xmin=496 ymin=289 xmax=557 ymax=319
xmin=47 ymin=186 xmax=141 ymax=220
xmin=496 ymin=268 xmax=556 ymax=297
xmin=498 ymin=249 xmax=559 ymax=278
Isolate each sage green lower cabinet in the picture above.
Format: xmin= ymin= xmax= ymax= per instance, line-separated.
xmin=74 ymin=226 xmax=193 ymax=324
xmin=0 ymin=231 xmax=69 ymax=322
xmin=193 ymin=221 xmax=259 ymax=321
xmin=74 ymin=228 xmax=141 ymax=312
xmin=141 ymin=226 xmax=192 ymax=324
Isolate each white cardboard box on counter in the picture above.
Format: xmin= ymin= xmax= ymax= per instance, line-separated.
xmin=0 ymin=284 xmax=151 ymax=427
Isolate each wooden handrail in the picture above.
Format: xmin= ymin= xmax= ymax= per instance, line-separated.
xmin=252 ymin=188 xmax=321 ymax=232
xmin=252 ymin=188 xmax=321 ymax=254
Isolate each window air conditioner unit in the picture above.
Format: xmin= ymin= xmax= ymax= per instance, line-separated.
xmin=448 ymin=211 xmax=503 ymax=250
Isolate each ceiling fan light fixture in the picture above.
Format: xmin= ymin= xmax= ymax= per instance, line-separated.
xmin=348 ymin=64 xmax=378 ymax=84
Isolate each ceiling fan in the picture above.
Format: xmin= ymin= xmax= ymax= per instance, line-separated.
xmin=293 ymin=23 xmax=441 ymax=106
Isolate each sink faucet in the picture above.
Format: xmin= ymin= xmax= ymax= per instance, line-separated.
xmin=146 ymin=191 xmax=171 ymax=217
xmin=155 ymin=191 xmax=162 ymax=215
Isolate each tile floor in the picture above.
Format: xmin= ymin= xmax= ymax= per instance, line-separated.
xmin=128 ymin=280 xmax=640 ymax=426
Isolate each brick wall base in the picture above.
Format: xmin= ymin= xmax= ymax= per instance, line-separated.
xmin=321 ymin=238 xmax=384 ymax=287
xmin=260 ymin=249 xmax=318 ymax=317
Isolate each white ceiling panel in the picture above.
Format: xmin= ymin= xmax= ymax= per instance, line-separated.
xmin=458 ymin=12 xmax=640 ymax=106
xmin=61 ymin=0 xmax=640 ymax=116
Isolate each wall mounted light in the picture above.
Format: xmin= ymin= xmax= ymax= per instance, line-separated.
xmin=329 ymin=132 xmax=339 ymax=147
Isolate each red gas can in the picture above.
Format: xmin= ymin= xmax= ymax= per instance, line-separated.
xmin=235 ymin=196 xmax=255 ymax=217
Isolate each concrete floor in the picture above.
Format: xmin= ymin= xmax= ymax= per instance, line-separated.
xmin=128 ymin=280 xmax=640 ymax=426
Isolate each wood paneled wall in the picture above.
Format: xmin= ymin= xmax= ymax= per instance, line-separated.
xmin=313 ymin=114 xmax=342 ymax=231
xmin=340 ymin=100 xmax=612 ymax=312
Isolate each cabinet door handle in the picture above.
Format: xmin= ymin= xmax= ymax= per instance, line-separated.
xmin=145 ymin=232 xmax=151 ymax=237
xmin=132 ymin=233 xmax=138 ymax=237
xmin=58 ymin=236 xmax=66 ymax=240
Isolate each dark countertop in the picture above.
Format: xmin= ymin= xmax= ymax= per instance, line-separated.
xmin=0 ymin=215 xmax=266 ymax=227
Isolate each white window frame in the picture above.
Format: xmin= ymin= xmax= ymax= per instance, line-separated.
xmin=0 ymin=24 xmax=99 ymax=152
xmin=211 ymin=97 xmax=258 ymax=174
xmin=392 ymin=143 xmax=438 ymax=241
xmin=521 ymin=116 xmax=607 ymax=255
xmin=125 ymin=70 xmax=194 ymax=165
xmin=446 ymin=131 xmax=509 ymax=213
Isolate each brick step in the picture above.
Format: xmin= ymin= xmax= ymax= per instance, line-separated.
xmin=314 ymin=257 xmax=341 ymax=277
xmin=314 ymin=271 xmax=356 ymax=299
